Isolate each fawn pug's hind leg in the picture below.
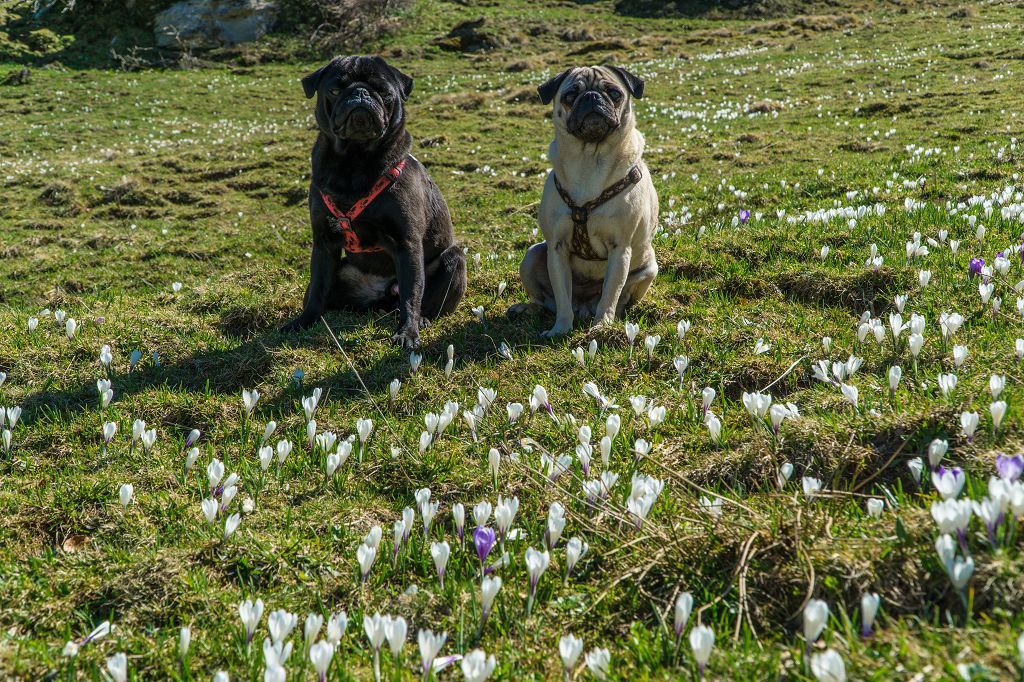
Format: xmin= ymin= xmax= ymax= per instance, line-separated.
xmin=509 ymin=242 xmax=557 ymax=316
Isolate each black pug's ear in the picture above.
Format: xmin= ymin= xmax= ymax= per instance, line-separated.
xmin=607 ymin=66 xmax=644 ymax=100
xmin=537 ymin=70 xmax=570 ymax=105
xmin=301 ymin=63 xmax=328 ymax=99
xmin=373 ymin=56 xmax=414 ymax=101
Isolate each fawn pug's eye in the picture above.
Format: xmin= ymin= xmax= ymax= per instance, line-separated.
xmin=607 ymin=88 xmax=622 ymax=102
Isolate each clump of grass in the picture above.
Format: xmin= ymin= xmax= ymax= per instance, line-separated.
xmin=38 ymin=181 xmax=83 ymax=216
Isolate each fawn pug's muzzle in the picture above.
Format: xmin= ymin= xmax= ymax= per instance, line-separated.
xmin=566 ymin=90 xmax=619 ymax=143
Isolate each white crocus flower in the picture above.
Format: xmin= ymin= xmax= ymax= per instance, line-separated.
xmin=584 ymin=648 xmax=611 ymax=680
xmin=802 ymin=477 xmax=822 ymax=499
xmin=803 ymin=599 xmax=829 ymax=644
xmin=241 ymin=389 xmax=259 ymax=415
xmin=461 ymin=649 xmax=496 ymax=682
xmin=689 ymin=625 xmax=714 ymax=674
xmin=106 ymin=653 xmax=128 ymax=682
xmin=559 ymin=634 xmax=584 ymax=674
xmin=810 ymin=649 xmax=846 ymax=682
xmin=960 ymin=411 xmax=980 ymax=441
xmin=118 ymin=483 xmax=133 ymax=508
xmin=417 ymin=628 xmax=446 ymax=677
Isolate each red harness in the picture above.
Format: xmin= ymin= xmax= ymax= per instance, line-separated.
xmin=319 ymin=157 xmax=408 ymax=254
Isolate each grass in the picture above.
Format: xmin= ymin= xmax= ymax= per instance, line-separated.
xmin=1 ymin=0 xmax=1024 ymax=679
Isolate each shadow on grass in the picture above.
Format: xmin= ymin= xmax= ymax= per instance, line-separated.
xmin=17 ymin=305 xmax=554 ymax=431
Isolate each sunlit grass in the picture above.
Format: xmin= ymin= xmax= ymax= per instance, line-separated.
xmin=1 ymin=0 xmax=1024 ymax=679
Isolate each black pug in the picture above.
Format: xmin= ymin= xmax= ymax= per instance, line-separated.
xmin=282 ymin=55 xmax=466 ymax=349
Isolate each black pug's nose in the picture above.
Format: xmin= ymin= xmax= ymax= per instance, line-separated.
xmin=348 ymin=88 xmax=376 ymax=119
xmin=337 ymin=86 xmax=382 ymax=138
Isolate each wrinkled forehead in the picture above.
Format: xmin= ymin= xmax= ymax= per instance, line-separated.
xmin=329 ymin=57 xmax=391 ymax=87
xmin=563 ymin=67 xmax=621 ymax=94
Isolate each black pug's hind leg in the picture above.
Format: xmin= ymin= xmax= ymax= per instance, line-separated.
xmin=420 ymin=245 xmax=467 ymax=320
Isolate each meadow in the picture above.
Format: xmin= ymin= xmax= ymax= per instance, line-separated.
xmin=1 ymin=0 xmax=1023 ymax=679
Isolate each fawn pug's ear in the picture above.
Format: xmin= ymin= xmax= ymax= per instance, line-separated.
xmin=606 ymin=66 xmax=644 ymax=100
xmin=537 ymin=70 xmax=571 ymax=105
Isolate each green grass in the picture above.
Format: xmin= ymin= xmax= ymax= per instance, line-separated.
xmin=2 ymin=0 xmax=1024 ymax=679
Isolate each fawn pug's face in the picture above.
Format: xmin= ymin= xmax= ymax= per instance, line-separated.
xmin=538 ymin=65 xmax=644 ymax=144
xmin=302 ymin=55 xmax=413 ymax=144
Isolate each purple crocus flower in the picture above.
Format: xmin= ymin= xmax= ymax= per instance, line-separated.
xmin=739 ymin=209 xmax=750 ymax=224
xmin=432 ymin=655 xmax=462 ymax=674
xmin=931 ymin=465 xmax=965 ymax=500
xmin=968 ymin=257 xmax=984 ymax=277
xmin=995 ymin=453 xmax=1024 ymax=482
xmin=473 ymin=526 xmax=496 ymax=567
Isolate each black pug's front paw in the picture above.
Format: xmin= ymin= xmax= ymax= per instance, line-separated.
xmin=391 ymin=323 xmax=421 ymax=350
xmin=281 ymin=313 xmax=315 ymax=333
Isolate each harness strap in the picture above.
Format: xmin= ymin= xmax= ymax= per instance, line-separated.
xmin=319 ymin=157 xmax=408 ymax=254
xmin=552 ymin=164 xmax=644 ymax=261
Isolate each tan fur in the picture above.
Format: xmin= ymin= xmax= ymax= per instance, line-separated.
xmin=522 ymin=66 xmax=659 ymax=336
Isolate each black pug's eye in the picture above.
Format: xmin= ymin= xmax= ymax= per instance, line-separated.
xmin=329 ymin=88 xmax=341 ymax=97
xmin=607 ymin=88 xmax=623 ymax=102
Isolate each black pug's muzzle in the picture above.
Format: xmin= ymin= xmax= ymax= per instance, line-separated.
xmin=334 ymin=87 xmax=386 ymax=141
xmin=566 ymin=91 xmax=619 ymax=143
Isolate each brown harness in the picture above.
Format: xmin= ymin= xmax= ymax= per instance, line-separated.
xmin=552 ymin=164 xmax=644 ymax=261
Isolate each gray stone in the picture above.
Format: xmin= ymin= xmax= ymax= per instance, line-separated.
xmin=154 ymin=0 xmax=278 ymax=49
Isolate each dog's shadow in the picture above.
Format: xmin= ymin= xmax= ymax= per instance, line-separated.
xmin=18 ymin=308 xmax=554 ymax=431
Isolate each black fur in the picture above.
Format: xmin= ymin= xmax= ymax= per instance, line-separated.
xmin=282 ymin=55 xmax=466 ymax=349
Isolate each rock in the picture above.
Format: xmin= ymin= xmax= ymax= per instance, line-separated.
xmin=567 ymin=39 xmax=631 ymax=56
xmin=434 ymin=17 xmax=506 ymax=53
xmin=2 ymin=68 xmax=31 ymax=86
xmin=154 ymin=0 xmax=278 ymax=49
xmin=748 ymin=99 xmax=781 ymax=114
xmin=558 ymin=27 xmax=597 ymax=42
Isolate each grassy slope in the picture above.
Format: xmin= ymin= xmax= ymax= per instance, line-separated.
xmin=1 ymin=0 xmax=1023 ymax=678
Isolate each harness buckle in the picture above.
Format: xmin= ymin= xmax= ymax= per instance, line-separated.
xmin=330 ymin=215 xmax=353 ymax=232
xmin=571 ymin=207 xmax=589 ymax=225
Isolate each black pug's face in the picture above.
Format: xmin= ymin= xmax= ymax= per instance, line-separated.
xmin=537 ymin=66 xmax=644 ymax=144
xmin=302 ymin=56 xmax=413 ymax=145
